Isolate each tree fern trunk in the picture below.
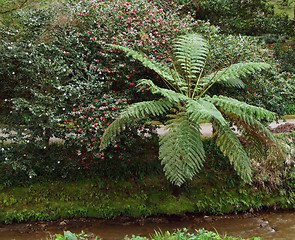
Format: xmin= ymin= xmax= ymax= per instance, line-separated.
xmin=172 ymin=185 xmax=182 ymax=196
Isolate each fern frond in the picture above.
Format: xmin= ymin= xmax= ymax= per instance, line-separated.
xmin=160 ymin=116 xmax=205 ymax=186
xmin=213 ymin=120 xmax=252 ymax=183
xmin=137 ymin=79 xmax=190 ymax=103
xmin=208 ymin=95 xmax=276 ymax=122
xmin=201 ymin=62 xmax=271 ymax=88
xmin=173 ymin=33 xmax=209 ymax=77
xmin=222 ymin=111 xmax=284 ymax=162
xmin=210 ymin=96 xmax=283 ymax=161
xmin=100 ymin=99 xmax=173 ymax=150
xmin=186 ymin=98 xmax=227 ymax=125
xmin=106 ymin=44 xmax=186 ymax=91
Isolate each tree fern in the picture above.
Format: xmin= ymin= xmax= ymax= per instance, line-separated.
xmin=217 ymin=109 xmax=284 ymax=162
xmin=101 ymin=33 xmax=281 ymax=186
xmin=137 ymin=79 xmax=190 ymax=103
xmin=186 ymin=98 xmax=227 ymax=125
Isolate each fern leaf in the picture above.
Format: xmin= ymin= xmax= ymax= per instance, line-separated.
xmin=221 ymin=111 xmax=284 ymax=162
xmin=208 ymin=95 xmax=276 ymax=122
xmin=213 ymin=120 xmax=252 ymax=183
xmin=137 ymin=79 xmax=190 ymax=103
xmin=186 ymin=98 xmax=227 ymax=124
xmin=173 ymin=34 xmax=209 ymax=77
xmin=106 ymin=44 xmax=186 ymax=90
xmin=201 ymin=62 xmax=271 ymax=88
xmin=160 ymin=116 xmax=205 ymax=186
xmin=100 ymin=99 xmax=172 ymax=150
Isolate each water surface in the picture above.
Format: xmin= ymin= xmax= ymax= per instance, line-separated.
xmin=1 ymin=210 xmax=295 ymax=239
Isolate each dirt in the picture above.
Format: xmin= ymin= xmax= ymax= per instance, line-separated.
xmin=270 ymin=122 xmax=295 ymax=133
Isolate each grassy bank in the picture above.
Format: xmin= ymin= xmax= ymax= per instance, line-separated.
xmin=1 ymin=135 xmax=295 ymax=224
xmin=1 ymin=174 xmax=295 ymax=224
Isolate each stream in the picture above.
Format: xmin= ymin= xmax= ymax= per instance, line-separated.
xmin=1 ymin=210 xmax=295 ymax=240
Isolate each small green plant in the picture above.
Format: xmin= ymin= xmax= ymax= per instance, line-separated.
xmin=47 ymin=231 xmax=97 ymax=240
xmin=124 ymin=228 xmax=263 ymax=240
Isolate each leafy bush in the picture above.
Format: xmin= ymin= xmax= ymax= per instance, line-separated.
xmin=177 ymin=0 xmax=295 ymax=37
xmin=0 ymin=137 xmax=160 ymax=187
xmin=1 ymin=0 xmax=293 ymax=183
xmin=207 ymin=34 xmax=295 ymax=116
xmin=273 ymin=41 xmax=295 ymax=73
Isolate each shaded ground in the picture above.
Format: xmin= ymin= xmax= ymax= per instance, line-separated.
xmin=270 ymin=122 xmax=295 ymax=133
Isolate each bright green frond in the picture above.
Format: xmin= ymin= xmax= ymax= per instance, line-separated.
xmin=213 ymin=120 xmax=252 ymax=183
xmin=208 ymin=95 xmax=276 ymax=122
xmin=186 ymin=98 xmax=227 ymax=124
xmin=173 ymin=34 xmax=209 ymax=77
xmin=100 ymin=99 xmax=172 ymax=150
xmin=201 ymin=62 xmax=271 ymax=88
xmin=160 ymin=116 xmax=205 ymax=186
xmin=137 ymin=79 xmax=190 ymax=103
xmin=106 ymin=44 xmax=185 ymax=91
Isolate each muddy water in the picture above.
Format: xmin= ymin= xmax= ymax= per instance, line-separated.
xmin=1 ymin=210 xmax=295 ymax=240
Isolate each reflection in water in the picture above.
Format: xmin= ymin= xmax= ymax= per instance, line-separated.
xmin=1 ymin=210 xmax=295 ymax=240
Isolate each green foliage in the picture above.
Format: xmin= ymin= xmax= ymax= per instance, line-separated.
xmin=101 ymin=33 xmax=282 ymax=186
xmin=0 ymin=171 xmax=293 ymax=224
xmin=206 ymin=34 xmax=295 ymax=117
xmin=177 ymin=0 xmax=295 ymax=37
xmin=48 ymin=231 xmax=96 ymax=240
xmin=273 ymin=42 xmax=295 ymax=73
xmin=146 ymin=228 xmax=262 ymax=240
xmin=46 ymin=228 xmax=262 ymax=240
xmin=160 ymin=116 xmax=205 ymax=184
xmin=0 ymin=138 xmax=160 ymax=187
xmin=242 ymin=71 xmax=295 ymax=116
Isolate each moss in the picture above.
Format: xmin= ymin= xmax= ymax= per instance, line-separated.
xmin=0 ymin=175 xmax=295 ymax=223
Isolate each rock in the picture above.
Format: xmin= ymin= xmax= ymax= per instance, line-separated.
xmin=59 ymin=220 xmax=67 ymax=230
xmin=59 ymin=220 xmax=67 ymax=226
xmin=203 ymin=215 xmax=213 ymax=222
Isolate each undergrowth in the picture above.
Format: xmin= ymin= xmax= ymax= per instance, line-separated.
xmin=47 ymin=229 xmax=262 ymax=240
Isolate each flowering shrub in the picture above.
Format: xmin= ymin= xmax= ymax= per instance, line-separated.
xmin=0 ymin=0 xmax=216 ymax=177
xmin=59 ymin=0 xmax=216 ymax=158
